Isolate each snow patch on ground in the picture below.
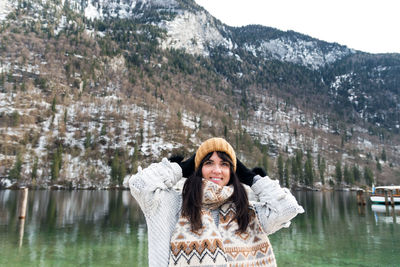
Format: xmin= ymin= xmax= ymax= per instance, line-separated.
xmin=0 ymin=0 xmax=13 ymax=21
xmin=0 ymin=61 xmax=11 ymax=73
xmin=0 ymin=178 xmax=12 ymax=188
xmin=84 ymin=1 xmax=101 ymax=20
xmin=54 ymin=16 xmax=67 ymax=35
xmin=181 ymin=112 xmax=198 ymax=130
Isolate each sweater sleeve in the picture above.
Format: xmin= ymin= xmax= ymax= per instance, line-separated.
xmin=124 ymin=157 xmax=182 ymax=218
xmin=251 ymin=175 xmax=304 ymax=235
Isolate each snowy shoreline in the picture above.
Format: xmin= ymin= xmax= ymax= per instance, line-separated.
xmin=1 ymin=178 xmax=366 ymax=192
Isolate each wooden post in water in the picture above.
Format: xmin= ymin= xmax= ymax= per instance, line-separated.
xmin=18 ymin=187 xmax=28 ymax=248
xmin=390 ymin=191 xmax=395 ymax=206
xmin=18 ymin=187 xmax=29 ymax=219
xmin=384 ymin=190 xmax=389 ymax=206
xmin=18 ymin=217 xmax=25 ymax=248
xmin=356 ymin=190 xmax=366 ymax=205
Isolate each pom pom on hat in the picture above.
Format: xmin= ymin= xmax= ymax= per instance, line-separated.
xmin=195 ymin=137 xmax=237 ymax=171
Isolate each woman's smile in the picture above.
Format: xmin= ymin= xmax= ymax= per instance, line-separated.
xmin=209 ymin=177 xmax=223 ymax=183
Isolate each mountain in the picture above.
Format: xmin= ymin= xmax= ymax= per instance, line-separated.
xmin=0 ymin=0 xmax=399 ymax=189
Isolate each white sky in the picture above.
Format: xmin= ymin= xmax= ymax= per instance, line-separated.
xmin=195 ymin=0 xmax=400 ymax=54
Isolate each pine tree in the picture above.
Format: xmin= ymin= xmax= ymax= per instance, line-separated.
xmin=343 ymin=164 xmax=354 ymax=184
xmin=364 ymin=166 xmax=374 ymax=185
xmin=291 ymin=157 xmax=299 ymax=182
xmin=284 ymin=158 xmax=290 ymax=187
xmin=11 ymin=111 xmax=20 ymax=127
xmin=64 ymin=109 xmax=68 ymax=124
xmin=32 ymin=156 xmax=38 ymax=182
xmin=140 ymin=127 xmax=144 ymax=144
xmin=8 ymin=153 xmax=23 ymax=180
xmin=296 ymin=149 xmax=304 ymax=183
xmin=111 ymin=151 xmax=127 ymax=185
xmin=277 ymin=154 xmax=284 ymax=185
xmin=318 ymin=155 xmax=326 ymax=184
xmin=51 ymin=145 xmax=63 ymax=181
xmin=335 ymin=160 xmax=342 ymax=184
xmin=353 ymin=165 xmax=361 ymax=182
xmin=376 ymin=160 xmax=382 ymax=172
xmin=317 ymin=154 xmax=321 ymax=169
xmin=258 ymin=145 xmax=269 ymax=175
xmin=111 ymin=154 xmax=120 ymax=183
xmin=51 ymin=96 xmax=56 ymax=113
xmin=0 ymin=73 xmax=4 ymax=88
xmin=304 ymin=151 xmax=314 ymax=186
xmin=120 ymin=160 xmax=127 ymax=185
xmin=21 ymin=82 xmax=26 ymax=91
xmin=131 ymin=142 xmax=139 ymax=174
xmin=100 ymin=123 xmax=107 ymax=136
xmin=84 ymin=132 xmax=92 ymax=149
xmin=381 ymin=148 xmax=387 ymax=162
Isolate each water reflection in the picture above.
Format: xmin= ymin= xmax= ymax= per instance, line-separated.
xmin=1 ymin=190 xmax=399 ymax=267
xmin=1 ymin=190 xmax=145 ymax=227
xmin=0 ymin=190 xmax=147 ymax=267
xmin=371 ymin=204 xmax=400 ymax=224
xmin=270 ymin=191 xmax=399 ymax=267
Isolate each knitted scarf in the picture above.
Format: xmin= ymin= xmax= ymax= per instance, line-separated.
xmin=169 ymin=180 xmax=276 ymax=267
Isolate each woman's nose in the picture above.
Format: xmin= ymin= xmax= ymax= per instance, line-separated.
xmin=212 ymin=165 xmax=222 ymax=173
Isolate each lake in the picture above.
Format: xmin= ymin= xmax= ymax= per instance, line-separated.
xmin=0 ymin=190 xmax=399 ymax=266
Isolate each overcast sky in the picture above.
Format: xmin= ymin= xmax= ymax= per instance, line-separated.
xmin=195 ymin=0 xmax=400 ymax=54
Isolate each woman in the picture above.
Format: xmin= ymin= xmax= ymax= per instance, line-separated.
xmin=125 ymin=137 xmax=304 ymax=266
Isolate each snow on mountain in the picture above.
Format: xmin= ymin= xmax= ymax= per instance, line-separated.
xmin=329 ymin=72 xmax=373 ymax=120
xmin=73 ymin=0 xmax=138 ymax=20
xmin=330 ymin=73 xmax=354 ymax=97
xmin=243 ymin=93 xmax=330 ymax=156
xmin=157 ymin=7 xmax=352 ymax=69
xmin=15 ymin=0 xmax=353 ymax=69
xmin=244 ymin=37 xmax=354 ymax=69
xmin=77 ymin=0 xmax=179 ymax=21
xmin=159 ymin=10 xmax=233 ymax=56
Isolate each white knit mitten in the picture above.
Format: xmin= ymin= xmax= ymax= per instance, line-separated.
xmin=252 ymin=176 xmax=304 ymax=234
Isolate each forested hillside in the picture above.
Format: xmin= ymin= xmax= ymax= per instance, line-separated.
xmin=1 ymin=0 xmax=399 ymax=189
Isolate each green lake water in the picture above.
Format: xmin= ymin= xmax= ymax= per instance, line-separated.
xmin=0 ymin=190 xmax=399 ymax=266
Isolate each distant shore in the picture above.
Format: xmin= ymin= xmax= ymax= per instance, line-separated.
xmin=1 ymin=177 xmax=371 ymax=192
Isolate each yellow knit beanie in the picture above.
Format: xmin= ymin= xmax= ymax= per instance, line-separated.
xmin=195 ymin=137 xmax=237 ymax=171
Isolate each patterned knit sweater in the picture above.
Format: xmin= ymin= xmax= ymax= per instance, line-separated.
xmin=125 ymin=158 xmax=304 ymax=267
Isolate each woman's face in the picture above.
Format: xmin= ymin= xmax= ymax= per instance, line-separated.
xmin=201 ymin=151 xmax=231 ymax=186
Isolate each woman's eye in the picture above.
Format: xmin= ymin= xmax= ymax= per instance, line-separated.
xmin=221 ymin=162 xmax=229 ymax=167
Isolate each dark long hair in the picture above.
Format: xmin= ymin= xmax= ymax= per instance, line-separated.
xmin=181 ymin=151 xmax=250 ymax=232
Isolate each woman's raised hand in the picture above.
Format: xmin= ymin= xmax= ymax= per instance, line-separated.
xmin=236 ymin=159 xmax=256 ymax=186
xmin=169 ymin=154 xmax=196 ymax=178
xmin=236 ymin=159 xmax=267 ymax=186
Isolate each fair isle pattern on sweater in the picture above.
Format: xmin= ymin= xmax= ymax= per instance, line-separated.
xmin=169 ymin=203 xmax=276 ymax=266
xmin=169 ymin=181 xmax=276 ymax=266
xmin=169 ymin=209 xmax=228 ymax=266
xmin=220 ymin=203 xmax=276 ymax=266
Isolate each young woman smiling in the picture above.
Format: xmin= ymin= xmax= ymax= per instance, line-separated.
xmin=125 ymin=137 xmax=304 ymax=266
xmin=201 ymin=152 xmax=231 ymax=186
